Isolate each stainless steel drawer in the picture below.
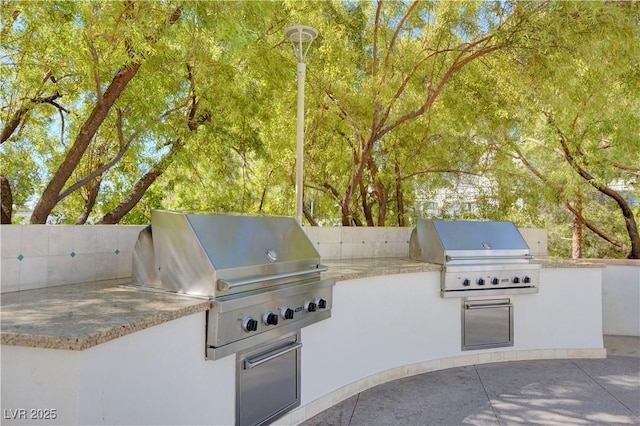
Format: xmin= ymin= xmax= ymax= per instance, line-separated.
xmin=236 ymin=333 xmax=301 ymax=426
xmin=462 ymin=298 xmax=513 ymax=351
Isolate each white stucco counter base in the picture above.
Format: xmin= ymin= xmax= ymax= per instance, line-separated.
xmin=1 ymin=313 xmax=236 ymax=426
xmin=1 ymin=261 xmax=605 ymax=426
xmin=283 ymin=267 xmax=605 ymax=425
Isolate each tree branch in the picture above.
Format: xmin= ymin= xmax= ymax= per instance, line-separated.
xmin=1 ymin=93 xmax=64 ymax=144
xmin=30 ymin=5 xmax=183 ymax=223
xmin=549 ymin=115 xmax=639 ymax=257
xmin=56 ymin=104 xmax=186 ymax=202
xmin=565 ymin=201 xmax=628 ymax=251
xmin=97 ymin=139 xmax=183 ymax=224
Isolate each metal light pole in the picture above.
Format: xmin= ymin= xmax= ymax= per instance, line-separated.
xmin=285 ymin=25 xmax=318 ymax=224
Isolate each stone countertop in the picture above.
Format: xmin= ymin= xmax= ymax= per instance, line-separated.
xmin=1 ymin=278 xmax=210 ymax=351
xmin=1 ymin=257 xmax=603 ymax=352
xmin=321 ymin=257 xmax=603 ymax=282
xmin=532 ymin=257 xmax=606 ymax=268
xmin=322 ymin=258 xmax=441 ymax=281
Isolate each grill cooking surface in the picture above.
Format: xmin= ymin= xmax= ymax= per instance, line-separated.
xmin=132 ymin=211 xmax=334 ymax=359
xmin=410 ymin=219 xmax=540 ymax=297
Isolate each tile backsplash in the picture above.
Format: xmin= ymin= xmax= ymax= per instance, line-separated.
xmin=0 ymin=225 xmax=547 ymax=293
xmin=1 ymin=225 xmax=145 ymax=293
xmin=305 ymin=226 xmax=413 ymax=260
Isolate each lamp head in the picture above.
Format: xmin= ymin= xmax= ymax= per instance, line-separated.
xmin=284 ymin=25 xmax=318 ymax=62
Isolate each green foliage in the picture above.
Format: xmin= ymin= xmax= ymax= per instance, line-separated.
xmin=1 ymin=1 xmax=637 ymax=258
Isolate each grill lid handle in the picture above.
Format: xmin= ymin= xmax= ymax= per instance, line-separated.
xmin=445 ymin=254 xmax=533 ymax=262
xmin=218 ymin=265 xmax=328 ymax=291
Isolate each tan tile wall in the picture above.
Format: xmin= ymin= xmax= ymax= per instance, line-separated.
xmin=0 ymin=225 xmax=547 ymax=293
xmin=1 ymin=225 xmax=145 ymax=293
xmin=304 ymin=226 xmax=548 ymax=260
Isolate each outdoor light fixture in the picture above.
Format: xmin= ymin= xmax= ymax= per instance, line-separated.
xmin=285 ymin=25 xmax=318 ymax=224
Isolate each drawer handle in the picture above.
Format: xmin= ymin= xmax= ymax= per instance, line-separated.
xmin=465 ymin=302 xmax=513 ymax=310
xmin=243 ymin=342 xmax=302 ymax=370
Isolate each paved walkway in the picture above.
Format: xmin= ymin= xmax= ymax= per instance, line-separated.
xmin=301 ymin=336 xmax=640 ymax=425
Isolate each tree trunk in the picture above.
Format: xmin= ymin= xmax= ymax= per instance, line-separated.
xmin=557 ymin=133 xmax=640 ymax=259
xmin=1 ymin=176 xmax=12 ymax=224
xmin=395 ymin=161 xmax=405 ymax=226
xmin=571 ymin=197 xmax=583 ymax=259
xmin=367 ymin=156 xmax=386 ymax=226
xmin=30 ymin=6 xmax=182 ymax=224
xmin=303 ymin=206 xmax=318 ymax=226
xmin=75 ymin=179 xmax=101 ymax=225
xmin=340 ymin=202 xmax=351 ymax=226
xmin=359 ymin=180 xmax=374 ymax=226
xmin=258 ymin=170 xmax=273 ymax=213
xmin=30 ymin=64 xmax=142 ymax=224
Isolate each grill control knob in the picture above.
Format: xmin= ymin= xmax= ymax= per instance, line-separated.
xmin=263 ymin=312 xmax=278 ymax=326
xmin=462 ymin=279 xmax=471 ymax=287
xmin=491 ymin=277 xmax=500 ymax=285
xmin=476 ymin=278 xmax=485 ymax=286
xmin=280 ymin=307 xmax=294 ymax=320
xmin=305 ymin=301 xmax=317 ymax=312
xmin=242 ymin=318 xmax=258 ymax=332
xmin=315 ymin=298 xmax=327 ymax=309
xmin=512 ymin=276 xmax=520 ymax=284
xmin=522 ymin=276 xmax=531 ymax=284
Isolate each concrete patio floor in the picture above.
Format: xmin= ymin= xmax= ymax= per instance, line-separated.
xmin=300 ymin=335 xmax=640 ymax=426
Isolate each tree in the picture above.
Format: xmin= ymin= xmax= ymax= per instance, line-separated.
xmin=1 ymin=0 xmax=280 ymax=224
xmin=298 ymin=1 xmax=551 ymax=226
xmin=2 ymin=0 xmax=637 ymax=260
xmin=489 ymin=1 xmax=640 ymax=258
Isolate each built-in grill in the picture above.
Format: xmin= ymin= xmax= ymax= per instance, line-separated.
xmin=132 ymin=210 xmax=334 ymax=426
xmin=409 ymin=219 xmax=540 ymax=298
xmin=132 ymin=210 xmax=334 ymax=358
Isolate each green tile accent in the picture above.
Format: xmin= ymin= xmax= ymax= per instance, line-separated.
xmin=114 ymin=249 xmax=120 ymax=255
xmin=17 ymin=254 xmax=24 ymax=261
xmin=70 ymin=252 xmax=76 ymax=258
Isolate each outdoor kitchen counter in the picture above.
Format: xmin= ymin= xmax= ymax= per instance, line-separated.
xmin=1 ymin=258 xmax=601 ymax=352
xmin=322 ymin=257 xmax=441 ymax=281
xmin=0 ymin=278 xmax=210 ymax=351
xmin=322 ymin=257 xmax=602 ymax=282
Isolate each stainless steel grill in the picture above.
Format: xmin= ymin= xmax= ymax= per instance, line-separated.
xmin=410 ymin=219 xmax=540 ymax=298
xmin=132 ymin=210 xmax=334 ymax=360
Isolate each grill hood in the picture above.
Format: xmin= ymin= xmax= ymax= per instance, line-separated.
xmin=133 ymin=210 xmax=323 ymax=298
xmin=410 ymin=219 xmax=532 ymax=265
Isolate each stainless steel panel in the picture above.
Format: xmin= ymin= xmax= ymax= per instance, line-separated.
xmin=147 ymin=211 xmax=217 ymax=296
xmin=207 ymin=312 xmax=329 ymax=360
xmin=131 ymin=226 xmax=161 ymax=288
xmin=462 ymin=298 xmax=513 ymax=350
xmin=442 ymin=287 xmax=538 ymax=298
xmin=410 ymin=219 xmax=446 ymax=264
xmin=432 ymin=220 xmax=529 ymax=251
xmin=185 ymin=213 xmax=319 ymax=271
xmin=207 ymin=278 xmax=333 ymax=356
xmin=133 ymin=210 xmax=323 ymax=297
xmin=442 ymin=263 xmax=541 ymax=292
xmin=243 ymin=342 xmax=302 ymax=369
xmin=410 ymin=219 xmax=531 ymax=264
xmin=237 ymin=333 xmax=301 ymax=426
xmin=217 ymin=265 xmax=328 ymax=291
